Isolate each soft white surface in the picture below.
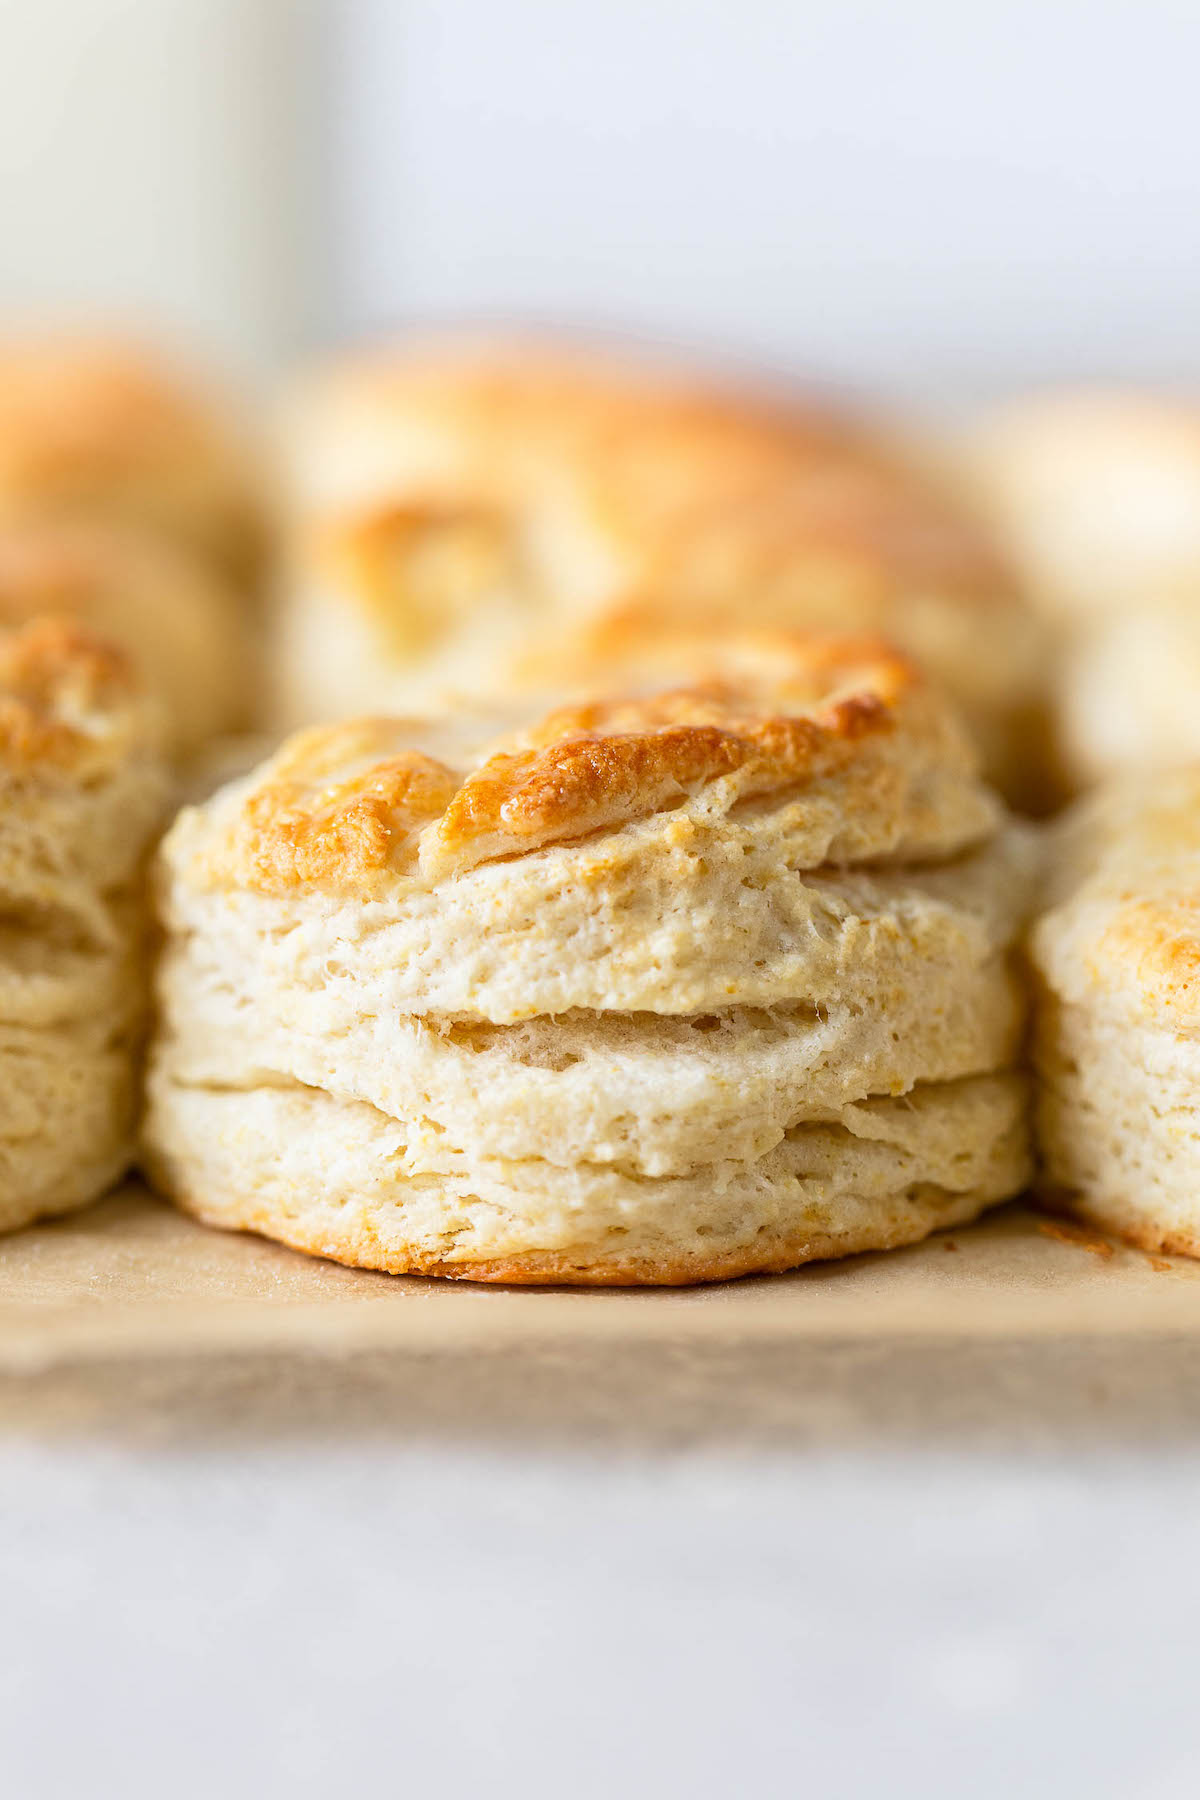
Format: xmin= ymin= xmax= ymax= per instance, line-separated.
xmin=4 ymin=1409 xmax=1200 ymax=1798
xmin=332 ymin=0 xmax=1200 ymax=394
xmin=4 ymin=0 xmax=1198 ymax=394
xmin=0 ymin=0 xmax=306 ymax=371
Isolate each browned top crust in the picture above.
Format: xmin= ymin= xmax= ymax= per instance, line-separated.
xmin=0 ymin=616 xmax=147 ymax=770
xmin=192 ymin=633 xmax=981 ymax=894
xmin=0 ymin=518 xmax=256 ymax=755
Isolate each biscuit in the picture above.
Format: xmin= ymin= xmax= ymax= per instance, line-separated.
xmin=0 ymin=336 xmax=266 ymax=595
xmin=0 ymin=522 xmax=252 ymax=757
xmin=276 ymin=339 xmax=1046 ymax=806
xmin=0 ymin=619 xmax=169 ymax=1233
xmin=1030 ymin=767 xmax=1200 ymax=1256
xmin=145 ymin=636 xmax=1034 ymax=1283
xmin=968 ymin=390 xmax=1200 ymax=785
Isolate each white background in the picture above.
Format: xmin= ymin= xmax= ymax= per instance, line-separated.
xmin=7 ymin=1342 xmax=1200 ymax=1800
xmin=0 ymin=0 xmax=307 ymax=372
xmin=1 ymin=0 xmax=1197 ymax=396
xmin=331 ymin=0 xmax=1200 ymax=398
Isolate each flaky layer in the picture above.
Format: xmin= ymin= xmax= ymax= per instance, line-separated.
xmin=0 ymin=618 xmax=168 ymax=1231
xmin=1031 ymin=775 xmax=1200 ymax=1259
xmin=154 ymin=930 xmax=1024 ymax=1174
xmin=143 ymin=1069 xmax=1029 ymax=1285
xmin=0 ymin=1025 xmax=137 ymax=1232
xmin=1035 ymin=997 xmax=1200 ymax=1258
xmin=159 ymin=820 xmax=1034 ymax=1023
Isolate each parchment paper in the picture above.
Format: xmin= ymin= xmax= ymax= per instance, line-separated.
xmin=2 ymin=1182 xmax=1198 ymax=1374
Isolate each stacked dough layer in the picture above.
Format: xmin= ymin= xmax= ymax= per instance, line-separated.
xmin=0 ymin=619 xmax=168 ymax=1232
xmin=278 ymin=338 xmax=1046 ymax=807
xmin=1031 ymin=770 xmax=1200 ymax=1256
xmin=146 ymin=637 xmax=1034 ymax=1284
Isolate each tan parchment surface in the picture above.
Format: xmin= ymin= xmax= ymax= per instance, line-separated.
xmin=1 ymin=1184 xmax=1198 ymax=1375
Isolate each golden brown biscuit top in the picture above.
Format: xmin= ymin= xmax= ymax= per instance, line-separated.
xmin=0 ymin=616 xmax=149 ymax=772
xmin=190 ymin=634 xmax=979 ymax=895
xmin=1034 ymin=768 xmax=1200 ymax=1023
xmin=294 ymin=340 xmax=1016 ymax=620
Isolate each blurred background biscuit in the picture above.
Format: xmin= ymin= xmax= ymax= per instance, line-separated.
xmin=968 ymin=391 xmax=1200 ymax=788
xmin=276 ymin=339 xmax=1049 ymax=808
xmin=0 ymin=336 xmax=268 ymax=598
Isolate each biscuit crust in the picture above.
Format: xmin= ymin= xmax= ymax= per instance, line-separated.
xmin=0 ymin=616 xmax=144 ymax=770
xmin=181 ymin=635 xmax=994 ymax=900
xmin=1032 ymin=771 xmax=1200 ymax=1258
xmin=1032 ymin=769 xmax=1200 ymax=1027
xmin=0 ymin=522 xmax=252 ymax=755
xmin=278 ymin=339 xmax=1045 ymax=803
